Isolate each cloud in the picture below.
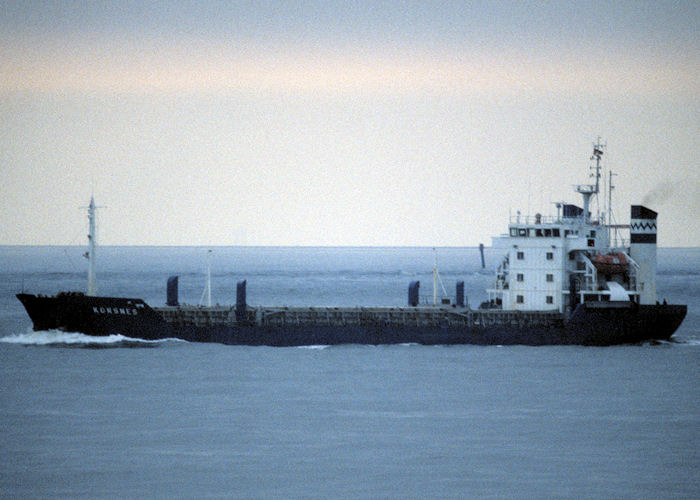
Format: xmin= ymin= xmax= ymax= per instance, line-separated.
xmin=1 ymin=35 xmax=697 ymax=96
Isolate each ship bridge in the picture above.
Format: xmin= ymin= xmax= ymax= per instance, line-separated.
xmin=487 ymin=141 xmax=646 ymax=314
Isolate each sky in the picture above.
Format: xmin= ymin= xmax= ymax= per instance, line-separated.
xmin=1 ymin=1 xmax=698 ymax=247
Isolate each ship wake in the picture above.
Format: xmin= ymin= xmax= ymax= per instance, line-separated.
xmin=0 ymin=330 xmax=182 ymax=348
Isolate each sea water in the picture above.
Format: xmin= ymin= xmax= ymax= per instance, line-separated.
xmin=1 ymin=246 xmax=698 ymax=498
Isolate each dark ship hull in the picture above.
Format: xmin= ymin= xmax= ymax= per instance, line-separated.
xmin=16 ymin=293 xmax=687 ymax=347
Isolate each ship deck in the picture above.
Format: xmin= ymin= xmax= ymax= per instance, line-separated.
xmin=154 ymin=305 xmax=565 ymax=329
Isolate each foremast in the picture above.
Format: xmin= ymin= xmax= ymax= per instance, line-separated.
xmin=86 ymin=196 xmax=97 ymax=296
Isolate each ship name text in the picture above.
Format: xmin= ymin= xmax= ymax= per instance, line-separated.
xmin=93 ymin=306 xmax=138 ymax=315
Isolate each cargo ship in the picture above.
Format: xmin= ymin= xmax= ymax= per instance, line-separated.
xmin=17 ymin=143 xmax=686 ymax=346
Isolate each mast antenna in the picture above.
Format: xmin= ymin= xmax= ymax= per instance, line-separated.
xmin=577 ymin=138 xmax=606 ymax=222
xmin=590 ymin=137 xmax=606 ymax=216
xmin=608 ymin=169 xmax=618 ymax=246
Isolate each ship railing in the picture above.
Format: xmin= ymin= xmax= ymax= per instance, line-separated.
xmin=157 ymin=305 xmax=236 ymax=326
xmin=258 ymin=306 xmax=475 ymax=328
xmin=470 ymin=309 xmax=562 ymax=328
xmin=577 ymin=254 xmax=599 ymax=292
xmin=419 ymin=294 xmax=462 ymax=307
xmin=608 ymin=238 xmax=630 ymax=249
xmin=625 ymin=254 xmax=641 ymax=292
xmin=510 ymin=214 xmax=558 ymax=225
xmin=574 ymin=184 xmax=596 ymax=193
xmin=250 ymin=305 xmax=569 ymax=329
xmin=508 ymin=214 xmax=592 ymax=225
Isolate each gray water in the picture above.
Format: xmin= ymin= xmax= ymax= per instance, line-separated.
xmin=1 ymin=246 xmax=698 ymax=498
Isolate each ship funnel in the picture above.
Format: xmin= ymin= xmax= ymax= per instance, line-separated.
xmin=630 ymin=205 xmax=657 ymax=304
xmin=167 ymin=276 xmax=179 ymax=306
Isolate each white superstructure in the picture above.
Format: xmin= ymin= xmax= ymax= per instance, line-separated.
xmin=487 ymin=142 xmax=657 ymax=313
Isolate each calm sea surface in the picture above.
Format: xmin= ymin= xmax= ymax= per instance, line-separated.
xmin=1 ymin=246 xmax=698 ymax=499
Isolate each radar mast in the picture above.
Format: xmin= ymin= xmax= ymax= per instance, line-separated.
xmin=575 ymin=138 xmax=606 ymax=222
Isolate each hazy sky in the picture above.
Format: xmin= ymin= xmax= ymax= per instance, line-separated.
xmin=1 ymin=1 xmax=698 ymax=246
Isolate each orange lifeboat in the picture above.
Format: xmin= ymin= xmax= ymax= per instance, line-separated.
xmin=592 ymin=252 xmax=628 ymax=275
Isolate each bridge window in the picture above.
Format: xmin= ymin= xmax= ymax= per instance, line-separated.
xmin=553 ymin=228 xmax=560 ymax=237
xmin=546 ymin=274 xmax=554 ymax=282
xmin=517 ymin=251 xmax=524 ymax=260
xmin=516 ymin=295 xmax=524 ymax=304
xmin=546 ymin=252 xmax=554 ymax=260
xmin=546 ymin=296 xmax=554 ymax=304
xmin=517 ymin=273 xmax=524 ymax=282
xmin=510 ymin=228 xmax=518 ymax=237
xmin=518 ymin=228 xmax=527 ymax=237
